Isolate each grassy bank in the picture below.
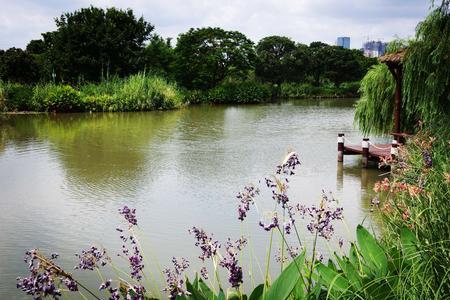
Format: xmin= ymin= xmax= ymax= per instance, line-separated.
xmin=0 ymin=74 xmax=184 ymax=113
xmin=1 ymin=77 xmax=361 ymax=113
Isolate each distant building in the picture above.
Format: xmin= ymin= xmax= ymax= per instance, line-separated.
xmin=336 ymin=37 xmax=350 ymax=49
xmin=363 ymin=40 xmax=388 ymax=57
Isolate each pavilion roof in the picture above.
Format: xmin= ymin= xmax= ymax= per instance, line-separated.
xmin=379 ymin=48 xmax=407 ymax=66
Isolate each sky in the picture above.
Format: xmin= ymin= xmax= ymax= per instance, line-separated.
xmin=0 ymin=0 xmax=431 ymax=50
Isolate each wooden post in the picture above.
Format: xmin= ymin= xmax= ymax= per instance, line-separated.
xmin=337 ymin=133 xmax=344 ymax=162
xmin=390 ymin=66 xmax=402 ymax=141
xmin=362 ymin=138 xmax=369 ymax=168
xmin=390 ymin=139 xmax=398 ymax=159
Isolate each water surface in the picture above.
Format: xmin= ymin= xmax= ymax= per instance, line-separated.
xmin=0 ymin=99 xmax=385 ymax=299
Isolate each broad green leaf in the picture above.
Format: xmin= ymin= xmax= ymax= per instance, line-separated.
xmin=356 ymin=225 xmax=388 ymax=275
xmin=249 ymin=284 xmax=264 ymax=300
xmin=198 ymin=279 xmax=215 ymax=299
xmin=186 ymin=278 xmax=207 ymax=300
xmin=334 ymin=253 xmax=362 ymax=290
xmin=400 ymin=226 xmax=419 ymax=263
xmin=293 ymin=278 xmax=305 ymax=299
xmin=316 ymin=263 xmax=351 ymax=293
xmin=263 ymin=250 xmax=305 ymax=300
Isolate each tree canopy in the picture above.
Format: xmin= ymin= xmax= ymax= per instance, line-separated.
xmin=355 ymin=1 xmax=450 ymax=135
xmin=174 ymin=27 xmax=256 ymax=90
xmin=42 ymin=6 xmax=154 ymax=82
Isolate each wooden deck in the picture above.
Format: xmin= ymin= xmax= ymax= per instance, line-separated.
xmin=344 ymin=144 xmax=391 ymax=160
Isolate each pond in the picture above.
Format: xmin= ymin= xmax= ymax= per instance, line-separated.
xmin=0 ymin=99 xmax=385 ymax=299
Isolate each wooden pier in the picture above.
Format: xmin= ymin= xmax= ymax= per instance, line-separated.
xmin=337 ymin=133 xmax=398 ymax=168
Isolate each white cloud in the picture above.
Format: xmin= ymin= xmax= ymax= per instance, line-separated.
xmin=0 ymin=0 xmax=430 ymax=49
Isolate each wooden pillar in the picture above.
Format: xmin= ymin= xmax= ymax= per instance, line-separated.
xmin=337 ymin=133 xmax=344 ymax=162
xmin=362 ymin=138 xmax=370 ymax=168
xmin=390 ymin=139 xmax=398 ymax=159
xmin=390 ymin=66 xmax=402 ymax=141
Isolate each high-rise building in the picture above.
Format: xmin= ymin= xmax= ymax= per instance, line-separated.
xmin=336 ymin=37 xmax=350 ymax=49
xmin=363 ymin=40 xmax=388 ymax=57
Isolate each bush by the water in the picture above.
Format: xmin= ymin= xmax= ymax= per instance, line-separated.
xmin=0 ymin=74 xmax=184 ymax=112
xmin=186 ymin=81 xmax=273 ymax=104
xmin=0 ymin=81 xmax=34 ymax=111
xmin=280 ymin=81 xmax=360 ymax=98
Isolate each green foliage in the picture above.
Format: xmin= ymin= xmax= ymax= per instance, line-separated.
xmin=187 ymin=81 xmax=273 ymax=104
xmin=355 ymin=3 xmax=450 ymax=135
xmin=403 ymin=7 xmax=450 ymax=125
xmin=43 ymin=6 xmax=154 ymax=82
xmin=0 ymin=82 xmax=34 ymax=111
xmin=263 ymin=251 xmax=305 ymax=300
xmin=174 ymin=27 xmax=256 ymax=89
xmin=308 ymin=42 xmax=375 ymax=86
xmin=32 ymin=84 xmax=82 ymax=112
xmin=354 ymin=64 xmax=395 ymax=135
xmin=373 ymin=126 xmax=450 ymax=298
xmin=0 ymin=48 xmax=40 ymax=83
xmin=255 ymin=36 xmax=308 ymax=85
xmin=115 ymin=73 xmax=183 ymax=110
xmin=141 ymin=35 xmax=175 ymax=78
xmin=280 ymin=81 xmax=360 ymax=98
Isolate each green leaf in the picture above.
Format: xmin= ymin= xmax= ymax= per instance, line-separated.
xmin=356 ymin=225 xmax=388 ymax=275
xmin=263 ymin=250 xmax=305 ymax=300
xmin=316 ymin=263 xmax=351 ymax=293
xmin=218 ymin=289 xmax=226 ymax=300
xmin=293 ymin=278 xmax=305 ymax=299
xmin=400 ymin=226 xmax=419 ymax=263
xmin=249 ymin=284 xmax=264 ymax=300
xmin=186 ymin=278 xmax=207 ymax=300
xmin=334 ymin=253 xmax=362 ymax=290
xmin=227 ymin=288 xmax=240 ymax=300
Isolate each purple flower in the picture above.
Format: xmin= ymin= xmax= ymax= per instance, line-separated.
xmin=189 ymin=227 xmax=221 ymax=261
xmin=119 ymin=206 xmax=138 ymax=226
xmin=219 ymin=238 xmax=246 ymax=288
xmin=422 ymin=150 xmax=432 ymax=168
xmin=259 ymin=213 xmax=279 ymax=231
xmin=75 ymin=246 xmax=108 ymax=270
xmin=237 ymin=185 xmax=259 ymax=221
xmin=299 ymin=192 xmax=343 ymax=240
xmin=276 ymin=152 xmax=301 ymax=175
xmin=275 ymin=246 xmax=300 ymax=263
xmin=163 ymin=257 xmax=191 ymax=300
xmin=200 ymin=267 xmax=209 ymax=280
xmin=99 ymin=279 xmax=112 ymax=290
xmin=125 ymin=285 xmax=146 ymax=300
xmin=17 ymin=250 xmax=78 ymax=299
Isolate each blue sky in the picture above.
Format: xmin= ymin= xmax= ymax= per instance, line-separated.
xmin=0 ymin=0 xmax=431 ymax=49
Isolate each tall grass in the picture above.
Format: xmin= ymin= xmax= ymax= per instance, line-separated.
xmin=372 ymin=121 xmax=450 ymax=298
xmin=0 ymin=74 xmax=184 ymax=113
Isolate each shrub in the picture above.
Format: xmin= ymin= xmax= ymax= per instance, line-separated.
xmin=32 ymin=84 xmax=82 ymax=112
xmin=280 ymin=82 xmax=315 ymax=98
xmin=81 ymin=94 xmax=118 ymax=112
xmin=204 ymin=81 xmax=272 ymax=104
xmin=339 ymin=81 xmax=360 ymax=96
xmin=115 ymin=73 xmax=183 ymax=111
xmin=0 ymin=82 xmax=33 ymax=111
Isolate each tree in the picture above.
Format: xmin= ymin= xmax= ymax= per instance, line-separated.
xmin=0 ymin=48 xmax=40 ymax=83
xmin=255 ymin=36 xmax=297 ymax=84
xmin=309 ymin=42 xmax=375 ymax=86
xmin=43 ymin=6 xmax=154 ymax=82
xmin=174 ymin=27 xmax=256 ymax=89
xmin=141 ymin=35 xmax=175 ymax=78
